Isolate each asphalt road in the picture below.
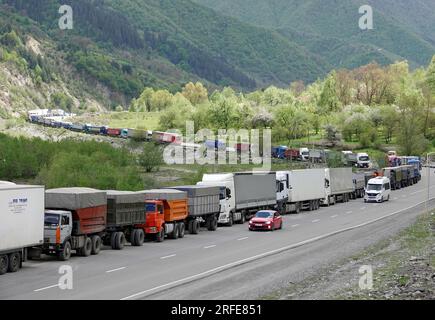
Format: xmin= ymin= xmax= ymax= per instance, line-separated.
xmin=1 ymin=169 xmax=435 ymax=300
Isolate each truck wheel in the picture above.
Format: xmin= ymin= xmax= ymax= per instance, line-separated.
xmin=114 ymin=232 xmax=126 ymax=250
xmin=0 ymin=255 xmax=9 ymax=275
xmin=208 ymin=217 xmax=218 ymax=231
xmin=178 ymin=223 xmax=185 ymax=238
xmin=80 ymin=237 xmax=92 ymax=256
xmin=110 ymin=232 xmax=118 ymax=249
xmin=240 ymin=214 xmax=246 ymax=224
xmin=130 ymin=229 xmax=137 ymax=246
xmin=91 ymin=236 xmax=102 ymax=255
xmin=170 ymin=224 xmax=179 ymax=239
xmin=58 ymin=241 xmax=72 ymax=261
xmin=156 ymin=229 xmax=165 ymax=242
xmin=227 ymin=213 xmax=233 ymax=227
xmin=134 ymin=229 xmax=145 ymax=246
xmin=308 ymin=201 xmax=314 ymax=211
xmin=7 ymin=252 xmax=20 ymax=273
xmin=190 ymin=220 xmax=200 ymax=235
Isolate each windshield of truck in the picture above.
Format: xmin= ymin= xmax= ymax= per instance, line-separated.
xmin=367 ymin=184 xmax=382 ymax=191
xmin=146 ymin=203 xmax=156 ymax=212
xmin=44 ymin=213 xmax=60 ymax=227
xmin=256 ymin=211 xmax=273 ymax=218
xmin=359 ymin=156 xmax=369 ymax=161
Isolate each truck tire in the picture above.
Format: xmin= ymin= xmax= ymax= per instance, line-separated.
xmin=134 ymin=229 xmax=145 ymax=246
xmin=208 ymin=216 xmax=218 ymax=231
xmin=80 ymin=237 xmax=92 ymax=257
xmin=226 ymin=213 xmax=234 ymax=227
xmin=308 ymin=201 xmax=314 ymax=211
xmin=240 ymin=213 xmax=246 ymax=224
xmin=91 ymin=236 xmax=102 ymax=255
xmin=178 ymin=223 xmax=185 ymax=238
xmin=156 ymin=228 xmax=165 ymax=242
xmin=0 ymin=255 xmax=9 ymax=275
xmin=7 ymin=252 xmax=20 ymax=273
xmin=58 ymin=241 xmax=72 ymax=261
xmin=130 ymin=229 xmax=137 ymax=246
xmin=190 ymin=220 xmax=200 ymax=234
xmin=110 ymin=232 xmax=118 ymax=249
xmin=295 ymin=203 xmax=301 ymax=213
xmin=169 ymin=224 xmax=179 ymax=239
xmin=114 ymin=232 xmax=126 ymax=250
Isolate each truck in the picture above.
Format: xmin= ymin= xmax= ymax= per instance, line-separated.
xmin=168 ymin=186 xmax=221 ymax=233
xmin=198 ymin=172 xmax=276 ymax=225
xmin=44 ymin=188 xmax=107 ymax=260
xmin=382 ymin=167 xmax=402 ymax=190
xmin=322 ymin=168 xmax=354 ymax=205
xmin=356 ymin=153 xmax=371 ymax=168
xmin=272 ymin=146 xmax=288 ymax=159
xmin=277 ymin=169 xmax=325 ymax=213
xmin=137 ymin=189 xmax=189 ymax=241
xmin=342 ymin=151 xmax=357 ymax=166
xmin=85 ymin=124 xmax=105 ymax=135
xmin=0 ymin=184 xmax=44 ymax=275
xmin=399 ymin=165 xmax=415 ymax=188
xmin=152 ymin=131 xmax=181 ymax=144
xmin=103 ymin=191 xmax=146 ymax=249
xmin=70 ymin=123 xmax=85 ymax=132
xmin=128 ymin=128 xmax=152 ymax=141
xmin=351 ymin=173 xmax=366 ymax=199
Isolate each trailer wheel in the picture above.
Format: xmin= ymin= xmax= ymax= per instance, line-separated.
xmin=80 ymin=237 xmax=92 ymax=256
xmin=295 ymin=203 xmax=301 ymax=213
xmin=58 ymin=241 xmax=71 ymax=261
xmin=114 ymin=232 xmax=126 ymax=250
xmin=91 ymin=236 xmax=102 ymax=255
xmin=130 ymin=229 xmax=137 ymax=246
xmin=170 ymin=224 xmax=179 ymax=239
xmin=190 ymin=220 xmax=200 ymax=234
xmin=110 ymin=232 xmax=118 ymax=249
xmin=240 ymin=213 xmax=246 ymax=224
xmin=0 ymin=255 xmax=9 ymax=275
xmin=134 ymin=229 xmax=145 ymax=246
xmin=7 ymin=252 xmax=20 ymax=273
xmin=178 ymin=223 xmax=185 ymax=238
xmin=156 ymin=228 xmax=165 ymax=242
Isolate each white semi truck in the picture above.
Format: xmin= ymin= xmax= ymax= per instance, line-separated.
xmin=322 ymin=168 xmax=355 ymax=206
xmin=198 ymin=172 xmax=276 ymax=225
xmin=0 ymin=184 xmax=45 ymax=275
xmin=276 ymin=169 xmax=325 ymax=213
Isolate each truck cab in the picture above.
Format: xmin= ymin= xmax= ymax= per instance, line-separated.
xmin=143 ymin=200 xmax=165 ymax=240
xmin=275 ymin=171 xmax=289 ymax=213
xmin=300 ymin=148 xmax=309 ymax=161
xmin=364 ymin=177 xmax=391 ymax=203
xmin=43 ymin=210 xmax=73 ymax=258
xmin=357 ymin=153 xmax=370 ymax=168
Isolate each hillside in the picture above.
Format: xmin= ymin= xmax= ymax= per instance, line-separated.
xmin=195 ymin=0 xmax=435 ymax=69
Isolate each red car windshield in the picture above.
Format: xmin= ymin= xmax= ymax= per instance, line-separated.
xmin=256 ymin=212 xmax=273 ymax=218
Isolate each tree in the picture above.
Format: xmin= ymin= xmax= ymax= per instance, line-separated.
xmin=138 ymin=143 xmax=163 ymax=173
xmin=182 ymin=82 xmax=208 ymax=105
xmin=150 ymin=89 xmax=173 ymax=111
xmin=335 ymin=69 xmax=355 ymax=106
xmin=353 ymin=63 xmax=393 ymax=105
xmin=131 ymin=87 xmax=154 ymax=112
xmin=319 ymin=72 xmax=340 ymax=113
xmin=324 ymin=124 xmax=342 ymax=147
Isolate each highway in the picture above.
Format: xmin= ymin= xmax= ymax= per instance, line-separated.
xmin=1 ymin=169 xmax=434 ymax=300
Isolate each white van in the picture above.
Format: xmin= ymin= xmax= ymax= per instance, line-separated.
xmin=364 ymin=177 xmax=391 ymax=203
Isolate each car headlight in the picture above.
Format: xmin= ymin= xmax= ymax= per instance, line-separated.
xmin=265 ymin=221 xmax=271 ymax=225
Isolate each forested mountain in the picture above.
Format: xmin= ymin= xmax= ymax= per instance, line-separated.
xmin=195 ymin=0 xmax=435 ymax=69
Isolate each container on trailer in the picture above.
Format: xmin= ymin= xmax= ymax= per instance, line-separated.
xmin=234 ymin=172 xmax=276 ymax=210
xmin=70 ymin=123 xmax=85 ymax=132
xmin=288 ymin=169 xmax=325 ymax=203
xmin=107 ymin=128 xmax=122 ymax=137
xmin=329 ymin=168 xmax=354 ymax=194
xmin=168 ymin=186 xmax=220 ymax=217
xmin=352 ymin=172 xmax=366 ymax=198
xmin=106 ymin=191 xmax=145 ymax=227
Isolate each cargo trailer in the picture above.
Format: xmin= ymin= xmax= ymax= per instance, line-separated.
xmin=103 ymin=191 xmax=146 ymax=249
xmin=352 ymin=173 xmax=366 ymax=199
xmin=322 ymin=168 xmax=354 ymax=205
xmin=0 ymin=184 xmax=44 ymax=275
xmin=382 ymin=167 xmax=402 ymax=190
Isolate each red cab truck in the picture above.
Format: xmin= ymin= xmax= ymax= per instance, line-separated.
xmin=137 ymin=189 xmax=188 ymax=242
xmin=44 ymin=188 xmax=107 ymax=260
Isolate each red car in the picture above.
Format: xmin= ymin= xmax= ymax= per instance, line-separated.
xmin=249 ymin=210 xmax=283 ymax=231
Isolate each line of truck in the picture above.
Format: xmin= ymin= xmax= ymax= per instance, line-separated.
xmin=0 ymin=161 xmax=422 ymax=276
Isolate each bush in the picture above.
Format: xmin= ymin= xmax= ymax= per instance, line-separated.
xmin=138 ymin=143 xmax=163 ymax=172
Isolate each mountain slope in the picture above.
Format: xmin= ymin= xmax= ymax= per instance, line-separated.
xmin=195 ymin=0 xmax=435 ymax=69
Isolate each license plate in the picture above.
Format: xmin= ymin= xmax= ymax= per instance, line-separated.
xmin=255 ymin=224 xmax=262 ymax=227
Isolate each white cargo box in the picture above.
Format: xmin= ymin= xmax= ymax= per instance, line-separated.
xmin=0 ymin=185 xmax=45 ymax=252
xmin=287 ymin=169 xmax=325 ymax=202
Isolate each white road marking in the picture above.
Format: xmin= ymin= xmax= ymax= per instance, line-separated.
xmin=312 ymin=219 xmax=320 ymax=223
xmin=360 ymin=207 xmax=366 ymax=210
xmin=291 ymin=224 xmax=300 ymax=228
xmin=160 ymin=254 xmax=176 ymax=260
xmin=331 ymin=215 xmax=338 ymax=218
xmin=204 ymin=245 xmax=216 ymax=249
xmin=106 ymin=267 xmax=126 ymax=273
xmin=120 ymin=197 xmax=435 ymax=300
xmin=34 ymin=284 xmax=59 ymax=292
xmin=346 ymin=211 xmax=353 ymax=214
xmin=237 ymin=237 xmax=249 ymax=241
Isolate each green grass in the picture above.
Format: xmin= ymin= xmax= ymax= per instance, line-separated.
xmin=71 ymin=111 xmax=161 ymax=130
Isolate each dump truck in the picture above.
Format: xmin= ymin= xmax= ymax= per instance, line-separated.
xmin=198 ymin=172 xmax=276 ymax=225
xmin=352 ymin=173 xmax=366 ymax=199
xmin=44 ymin=188 xmax=107 ymax=260
xmin=103 ymin=191 xmax=146 ymax=250
xmin=137 ymin=189 xmax=188 ymax=242
xmin=382 ymin=167 xmax=402 ymax=190
xmin=322 ymin=168 xmax=354 ymax=205
xmin=277 ymin=169 xmax=325 ymax=213
xmin=168 ymin=186 xmax=221 ymax=233
xmin=0 ymin=184 xmax=44 ymax=275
